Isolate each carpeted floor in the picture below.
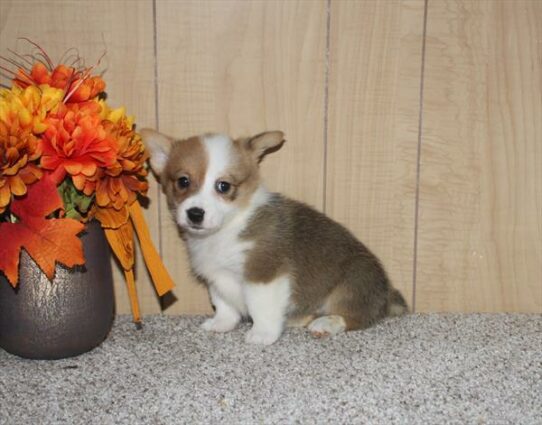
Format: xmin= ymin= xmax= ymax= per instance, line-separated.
xmin=1 ymin=314 xmax=541 ymax=424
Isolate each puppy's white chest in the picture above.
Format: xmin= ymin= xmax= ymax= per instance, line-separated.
xmin=187 ymin=227 xmax=251 ymax=283
xmin=187 ymin=228 xmax=251 ymax=314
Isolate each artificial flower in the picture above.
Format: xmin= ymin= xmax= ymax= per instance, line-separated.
xmin=39 ymin=101 xmax=116 ymax=187
xmin=98 ymin=100 xmax=134 ymax=128
xmin=0 ymin=85 xmax=63 ymax=134
xmin=0 ymin=121 xmax=42 ymax=214
xmin=14 ymin=62 xmax=106 ymax=103
xmin=93 ymin=116 xmax=148 ymax=228
xmin=0 ymin=85 xmax=61 ymax=213
xmin=0 ymin=43 xmax=175 ymax=320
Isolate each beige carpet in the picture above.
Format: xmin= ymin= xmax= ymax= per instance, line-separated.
xmin=1 ymin=314 xmax=541 ymax=424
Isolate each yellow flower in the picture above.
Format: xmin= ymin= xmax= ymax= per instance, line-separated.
xmin=0 ymin=85 xmax=63 ymax=134
xmin=98 ymin=99 xmax=135 ymax=128
xmin=0 ymin=84 xmax=63 ymax=213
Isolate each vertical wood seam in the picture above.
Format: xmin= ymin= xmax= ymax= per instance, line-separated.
xmin=152 ymin=0 xmax=168 ymax=312
xmin=323 ymin=0 xmax=331 ymax=213
xmin=412 ymin=0 xmax=429 ymax=313
xmin=151 ymin=0 xmax=162 ymax=258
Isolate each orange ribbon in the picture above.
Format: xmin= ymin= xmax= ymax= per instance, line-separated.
xmin=104 ymin=202 xmax=175 ymax=325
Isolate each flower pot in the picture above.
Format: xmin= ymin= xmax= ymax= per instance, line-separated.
xmin=0 ymin=220 xmax=115 ymax=359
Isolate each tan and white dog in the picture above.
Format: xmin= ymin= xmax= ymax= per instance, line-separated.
xmin=141 ymin=129 xmax=407 ymax=345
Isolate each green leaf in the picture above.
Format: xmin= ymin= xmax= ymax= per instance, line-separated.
xmin=57 ymin=179 xmax=95 ymax=221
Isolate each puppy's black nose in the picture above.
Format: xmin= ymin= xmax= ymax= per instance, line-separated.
xmin=187 ymin=207 xmax=205 ymax=224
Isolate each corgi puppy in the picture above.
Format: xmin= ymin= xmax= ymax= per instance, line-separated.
xmin=141 ymin=129 xmax=408 ymax=345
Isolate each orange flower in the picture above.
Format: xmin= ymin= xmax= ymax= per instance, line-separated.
xmin=0 ymin=120 xmax=42 ymax=214
xmin=14 ymin=62 xmax=105 ymax=103
xmin=66 ymin=74 xmax=105 ymax=103
xmin=93 ymin=117 xmax=148 ymax=229
xmin=14 ymin=62 xmax=51 ymax=87
xmin=39 ymin=102 xmax=116 ymax=188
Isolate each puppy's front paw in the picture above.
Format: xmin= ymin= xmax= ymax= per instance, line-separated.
xmin=245 ymin=328 xmax=281 ymax=345
xmin=200 ymin=317 xmax=238 ymax=333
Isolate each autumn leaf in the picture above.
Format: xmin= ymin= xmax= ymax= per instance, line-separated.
xmin=0 ymin=177 xmax=85 ymax=287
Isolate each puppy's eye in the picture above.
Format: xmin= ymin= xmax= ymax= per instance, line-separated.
xmin=177 ymin=176 xmax=190 ymax=189
xmin=215 ymin=181 xmax=231 ymax=194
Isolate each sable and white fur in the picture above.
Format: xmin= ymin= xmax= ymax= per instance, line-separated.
xmin=141 ymin=129 xmax=408 ymax=345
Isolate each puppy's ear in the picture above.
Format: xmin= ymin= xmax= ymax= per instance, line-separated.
xmin=245 ymin=131 xmax=285 ymax=163
xmin=140 ymin=128 xmax=173 ymax=177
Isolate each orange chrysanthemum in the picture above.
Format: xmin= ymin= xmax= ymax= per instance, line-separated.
xmin=14 ymin=62 xmax=105 ymax=103
xmin=0 ymin=120 xmax=42 ymax=214
xmin=39 ymin=102 xmax=116 ymax=188
xmin=93 ymin=117 xmax=149 ymax=228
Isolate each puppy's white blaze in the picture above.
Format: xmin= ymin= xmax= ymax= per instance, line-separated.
xmin=178 ymin=134 xmax=234 ymax=232
xmin=244 ymin=275 xmax=292 ymax=345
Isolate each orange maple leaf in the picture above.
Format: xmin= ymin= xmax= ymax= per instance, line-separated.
xmin=0 ymin=177 xmax=85 ymax=287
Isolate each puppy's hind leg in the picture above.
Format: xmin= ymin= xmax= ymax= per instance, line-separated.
xmin=308 ymin=315 xmax=347 ymax=338
xmin=308 ymin=273 xmax=389 ymax=338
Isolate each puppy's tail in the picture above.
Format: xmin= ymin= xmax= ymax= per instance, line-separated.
xmin=387 ymin=288 xmax=409 ymax=317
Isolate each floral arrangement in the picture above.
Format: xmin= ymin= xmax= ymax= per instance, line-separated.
xmin=0 ymin=41 xmax=174 ymax=324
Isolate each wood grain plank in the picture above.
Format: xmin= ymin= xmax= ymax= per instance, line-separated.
xmin=155 ymin=0 xmax=327 ymax=314
xmin=326 ymin=0 xmax=425 ymax=308
xmin=417 ymin=0 xmax=542 ymax=312
xmin=0 ymin=0 xmax=161 ymax=315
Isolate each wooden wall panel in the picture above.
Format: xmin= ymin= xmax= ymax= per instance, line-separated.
xmin=416 ymin=0 xmax=542 ymax=312
xmin=1 ymin=0 xmax=540 ymax=314
xmin=0 ymin=0 xmax=160 ymax=315
xmin=326 ymin=0 xmax=425 ymax=309
xmin=155 ymin=0 xmax=327 ymax=314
